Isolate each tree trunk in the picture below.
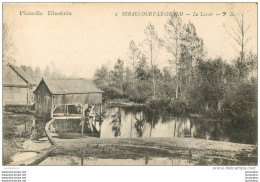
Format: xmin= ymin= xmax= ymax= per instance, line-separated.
xmin=150 ymin=112 xmax=154 ymax=137
xmin=179 ymin=71 xmax=182 ymax=98
xmin=133 ymin=56 xmax=135 ymax=88
xmin=130 ymin=114 xmax=132 ymax=137
xmin=174 ymin=117 xmax=177 ymax=137
xmin=132 ymin=73 xmax=135 ymax=88
xmin=175 ymin=32 xmax=179 ymax=99
xmin=205 ymin=102 xmax=209 ymax=112
xmin=151 ymin=38 xmax=156 ymax=100
xmin=176 ymin=63 xmax=179 ymax=99
xmin=120 ymin=83 xmax=123 ymax=94
xmin=152 ymin=71 xmax=156 ymax=100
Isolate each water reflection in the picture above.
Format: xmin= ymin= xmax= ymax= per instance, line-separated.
xmin=134 ymin=113 xmax=145 ymax=137
xmin=100 ymin=106 xmax=256 ymax=144
xmin=110 ymin=109 xmax=122 ymax=137
xmin=11 ymin=152 xmax=38 ymax=165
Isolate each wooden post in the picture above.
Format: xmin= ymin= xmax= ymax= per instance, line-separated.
xmin=99 ymin=104 xmax=102 ymax=133
xmin=82 ymin=104 xmax=85 ymax=118
xmin=81 ymin=119 xmax=85 ymax=135
xmin=51 ymin=95 xmax=54 ymax=118
xmin=130 ymin=114 xmax=132 ymax=137
xmin=81 ymin=152 xmax=84 ymax=166
xmin=88 ymin=105 xmax=94 ymax=134
xmin=88 ymin=118 xmax=94 ymax=134
xmin=81 ymin=104 xmax=85 ymax=135
xmin=80 ymin=148 xmax=85 ymax=166
xmin=26 ymin=85 xmax=29 ymax=107
xmin=174 ymin=117 xmax=177 ymax=137
xmin=94 ymin=105 xmax=96 ymax=128
xmin=93 ymin=105 xmax=97 ymax=128
xmin=32 ymin=119 xmax=35 ymax=128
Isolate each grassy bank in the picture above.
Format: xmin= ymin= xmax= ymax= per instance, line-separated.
xmin=2 ymin=112 xmax=34 ymax=165
xmin=105 ymin=98 xmax=191 ymax=116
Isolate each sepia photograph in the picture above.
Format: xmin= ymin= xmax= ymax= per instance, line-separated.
xmin=2 ymin=2 xmax=257 ymax=168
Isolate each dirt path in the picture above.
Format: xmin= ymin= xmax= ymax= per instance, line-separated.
xmin=50 ymin=136 xmax=257 ymax=165
xmin=27 ymin=118 xmax=57 ymax=165
xmin=8 ymin=119 xmax=57 ymax=166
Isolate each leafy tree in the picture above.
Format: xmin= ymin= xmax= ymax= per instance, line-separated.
xmin=164 ymin=13 xmax=183 ymax=98
xmin=112 ymin=59 xmax=125 ymax=94
xmin=234 ymin=52 xmax=257 ymax=80
xmin=135 ymin=55 xmax=150 ymax=83
xmin=128 ymin=40 xmax=139 ymax=88
xmin=3 ymin=23 xmax=16 ymax=65
xmin=94 ymin=65 xmax=110 ymax=89
xmin=195 ymin=58 xmax=226 ymax=112
xmin=161 ymin=67 xmax=175 ymax=99
xmin=180 ymin=21 xmax=204 ymax=106
xmin=182 ymin=21 xmax=204 ymax=83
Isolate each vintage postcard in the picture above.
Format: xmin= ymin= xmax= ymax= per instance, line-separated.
xmin=2 ymin=2 xmax=257 ymax=169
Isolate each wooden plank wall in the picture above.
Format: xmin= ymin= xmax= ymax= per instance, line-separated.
xmin=53 ymin=93 xmax=102 ymax=106
xmin=3 ymin=87 xmax=28 ymax=105
xmin=3 ymin=66 xmax=36 ymax=106
xmin=34 ymin=82 xmax=52 ymax=118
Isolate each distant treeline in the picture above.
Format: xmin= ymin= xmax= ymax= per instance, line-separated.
xmin=20 ymin=65 xmax=68 ymax=83
xmin=93 ymin=13 xmax=257 ymax=124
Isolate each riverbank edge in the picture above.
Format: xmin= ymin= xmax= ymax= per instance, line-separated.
xmin=27 ymin=118 xmax=57 ymax=165
xmin=8 ymin=118 xmax=57 ymax=166
xmin=104 ymin=99 xmax=144 ymax=107
xmin=104 ymin=99 xmax=205 ymax=118
xmin=50 ymin=136 xmax=257 ymax=165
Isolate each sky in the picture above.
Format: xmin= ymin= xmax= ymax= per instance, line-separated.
xmin=3 ymin=3 xmax=257 ymax=79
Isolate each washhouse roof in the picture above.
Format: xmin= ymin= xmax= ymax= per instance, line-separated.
xmin=3 ymin=64 xmax=37 ymax=86
xmin=36 ymin=78 xmax=103 ymax=95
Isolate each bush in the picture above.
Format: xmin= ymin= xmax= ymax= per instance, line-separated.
xmin=167 ymin=99 xmax=190 ymax=114
xmin=102 ymin=86 xmax=128 ymax=101
xmin=128 ymin=90 xmax=148 ymax=103
xmin=146 ymin=99 xmax=171 ymax=110
xmin=145 ymin=98 xmax=190 ymax=114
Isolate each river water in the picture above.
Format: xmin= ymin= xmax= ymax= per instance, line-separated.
xmin=36 ymin=106 xmax=256 ymax=166
xmin=99 ymin=106 xmax=256 ymax=144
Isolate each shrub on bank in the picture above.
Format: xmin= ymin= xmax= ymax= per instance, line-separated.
xmin=145 ymin=98 xmax=190 ymax=114
xmin=146 ymin=99 xmax=171 ymax=110
xmin=128 ymin=90 xmax=148 ymax=103
xmin=102 ymin=86 xmax=128 ymax=101
xmin=167 ymin=99 xmax=190 ymax=114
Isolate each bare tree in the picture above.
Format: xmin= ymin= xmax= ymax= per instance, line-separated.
xmin=141 ymin=23 xmax=164 ymax=100
xmin=3 ymin=23 xmax=16 ymax=65
xmin=223 ymin=10 xmax=251 ymax=78
xmin=128 ymin=40 xmax=139 ymax=88
xmin=164 ymin=13 xmax=183 ymax=99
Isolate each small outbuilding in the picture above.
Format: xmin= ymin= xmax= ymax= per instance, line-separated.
xmin=33 ymin=78 xmax=103 ymax=124
xmin=3 ymin=64 xmax=37 ymax=107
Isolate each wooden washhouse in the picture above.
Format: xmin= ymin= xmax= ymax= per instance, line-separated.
xmin=3 ymin=63 xmax=37 ymax=107
xmin=33 ymin=78 xmax=103 ymax=134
